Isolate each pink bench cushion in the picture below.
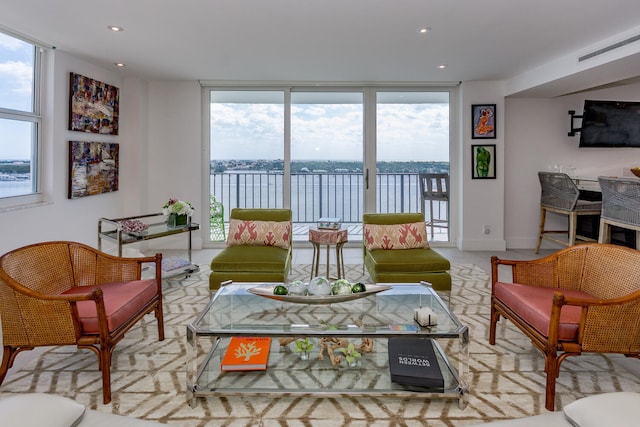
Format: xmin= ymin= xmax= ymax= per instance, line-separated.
xmin=63 ymin=280 xmax=158 ymax=333
xmin=494 ymin=282 xmax=596 ymax=341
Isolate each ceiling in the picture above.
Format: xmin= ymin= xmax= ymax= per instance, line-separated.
xmin=3 ymin=0 xmax=640 ymax=97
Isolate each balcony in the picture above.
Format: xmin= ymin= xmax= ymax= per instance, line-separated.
xmin=210 ymin=171 xmax=448 ymax=243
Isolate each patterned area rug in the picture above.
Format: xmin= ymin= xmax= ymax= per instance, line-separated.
xmin=2 ymin=264 xmax=640 ymax=426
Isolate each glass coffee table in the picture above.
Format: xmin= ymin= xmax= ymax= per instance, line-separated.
xmin=186 ymin=282 xmax=469 ymax=408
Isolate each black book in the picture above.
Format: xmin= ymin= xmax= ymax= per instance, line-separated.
xmin=388 ymin=338 xmax=444 ymax=390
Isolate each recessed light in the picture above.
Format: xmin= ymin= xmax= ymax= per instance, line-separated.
xmin=114 ymin=63 xmax=126 ymax=68
xmin=108 ymin=25 xmax=124 ymax=32
xmin=437 ymin=64 xmax=448 ymax=69
xmin=418 ymin=27 xmax=431 ymax=34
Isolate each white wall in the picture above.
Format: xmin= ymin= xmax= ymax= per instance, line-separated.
xmin=145 ymin=80 xmax=203 ymax=250
xmin=458 ymin=81 xmax=507 ymax=251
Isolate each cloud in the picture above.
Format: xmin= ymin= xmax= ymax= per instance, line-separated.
xmin=0 ymin=60 xmax=33 ymax=96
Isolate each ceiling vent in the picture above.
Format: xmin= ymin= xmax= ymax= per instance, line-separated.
xmin=579 ymin=34 xmax=640 ymax=62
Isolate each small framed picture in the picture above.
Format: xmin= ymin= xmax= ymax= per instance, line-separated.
xmin=472 ymin=144 xmax=496 ymax=179
xmin=472 ymin=104 xmax=496 ymax=139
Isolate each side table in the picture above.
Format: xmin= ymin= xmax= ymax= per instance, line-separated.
xmin=309 ymin=227 xmax=348 ymax=280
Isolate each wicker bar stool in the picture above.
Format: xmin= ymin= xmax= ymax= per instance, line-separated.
xmin=535 ymin=172 xmax=602 ymax=253
xmin=597 ymin=176 xmax=640 ymax=248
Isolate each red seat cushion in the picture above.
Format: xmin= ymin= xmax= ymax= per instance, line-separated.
xmin=494 ymin=282 xmax=596 ymax=341
xmin=63 ymin=280 xmax=158 ymax=333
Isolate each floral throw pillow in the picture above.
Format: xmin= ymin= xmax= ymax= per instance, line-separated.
xmin=363 ymin=222 xmax=429 ymax=250
xmin=227 ymin=219 xmax=291 ymax=249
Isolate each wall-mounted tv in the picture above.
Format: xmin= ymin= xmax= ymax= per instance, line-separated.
xmin=579 ymin=100 xmax=640 ymax=148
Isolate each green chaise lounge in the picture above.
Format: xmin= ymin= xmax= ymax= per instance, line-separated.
xmin=209 ymin=208 xmax=292 ymax=291
xmin=362 ymin=212 xmax=451 ymax=291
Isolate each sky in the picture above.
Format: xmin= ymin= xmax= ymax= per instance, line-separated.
xmin=0 ymin=32 xmax=34 ymax=160
xmin=210 ymin=101 xmax=450 ymax=162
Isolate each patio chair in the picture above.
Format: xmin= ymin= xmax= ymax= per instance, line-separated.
xmin=419 ymin=173 xmax=449 ymax=240
xmin=0 ymin=241 xmax=164 ymax=404
xmin=209 ymin=208 xmax=292 ymax=291
xmin=210 ymin=195 xmax=226 ymax=242
xmin=535 ymin=171 xmax=602 ymax=253
xmin=490 ymin=243 xmax=640 ymax=410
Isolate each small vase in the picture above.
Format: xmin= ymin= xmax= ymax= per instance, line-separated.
xmin=299 ymin=351 xmax=310 ymax=361
xmin=167 ymin=213 xmax=189 ymax=228
xmin=347 ymin=359 xmax=359 ymax=368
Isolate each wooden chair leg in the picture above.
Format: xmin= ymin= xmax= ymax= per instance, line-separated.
xmin=100 ymin=345 xmax=113 ymax=404
xmin=544 ymin=352 xmax=559 ymax=411
xmin=489 ymin=305 xmax=499 ymax=345
xmin=0 ymin=347 xmax=15 ymax=384
xmin=155 ymin=302 xmax=165 ymax=341
xmin=568 ymin=212 xmax=577 ymax=246
xmin=535 ymin=207 xmax=546 ymax=253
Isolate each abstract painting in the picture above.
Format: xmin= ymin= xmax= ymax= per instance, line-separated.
xmin=69 ymin=72 xmax=119 ymax=135
xmin=68 ymin=141 xmax=119 ymax=199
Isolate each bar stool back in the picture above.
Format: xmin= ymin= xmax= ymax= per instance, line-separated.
xmin=535 ymin=171 xmax=602 ymax=253
xmin=597 ymin=176 xmax=640 ymax=248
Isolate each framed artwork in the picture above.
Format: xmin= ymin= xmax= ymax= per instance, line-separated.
xmin=471 ymin=144 xmax=496 ymax=179
xmin=472 ymin=104 xmax=496 ymax=139
xmin=69 ymin=72 xmax=120 ymax=135
xmin=68 ymin=141 xmax=119 ymax=199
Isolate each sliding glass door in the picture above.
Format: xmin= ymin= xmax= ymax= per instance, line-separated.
xmin=290 ymin=91 xmax=363 ymax=224
xmin=206 ymin=86 xmax=453 ymax=244
xmin=209 ymin=90 xmax=285 ymax=217
xmin=375 ymin=91 xmax=450 ymax=241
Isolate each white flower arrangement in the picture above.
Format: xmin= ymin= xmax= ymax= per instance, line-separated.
xmin=162 ymin=198 xmax=194 ymax=216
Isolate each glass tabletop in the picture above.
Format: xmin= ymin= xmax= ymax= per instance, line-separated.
xmin=190 ymin=282 xmax=466 ymax=339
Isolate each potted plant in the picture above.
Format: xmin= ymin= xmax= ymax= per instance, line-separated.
xmin=294 ymin=338 xmax=314 ymax=360
xmin=162 ymin=198 xmax=194 ymax=228
xmin=337 ymin=342 xmax=361 ymax=367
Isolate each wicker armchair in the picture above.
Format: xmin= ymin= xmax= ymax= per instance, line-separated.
xmin=490 ymin=243 xmax=640 ymax=410
xmin=597 ymin=176 xmax=640 ymax=248
xmin=535 ymin=172 xmax=602 ymax=253
xmin=0 ymin=241 xmax=164 ymax=404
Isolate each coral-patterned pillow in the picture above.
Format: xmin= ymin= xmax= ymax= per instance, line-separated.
xmin=226 ymin=219 xmax=291 ymax=249
xmin=363 ymin=222 xmax=429 ymax=250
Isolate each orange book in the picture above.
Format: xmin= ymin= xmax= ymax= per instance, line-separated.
xmin=221 ymin=336 xmax=272 ymax=371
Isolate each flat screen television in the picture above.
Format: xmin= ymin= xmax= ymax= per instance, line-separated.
xmin=579 ymin=100 xmax=640 ymax=148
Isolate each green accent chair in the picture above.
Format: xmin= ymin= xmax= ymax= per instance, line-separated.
xmin=362 ymin=212 xmax=452 ymax=292
xmin=209 ymin=208 xmax=292 ymax=291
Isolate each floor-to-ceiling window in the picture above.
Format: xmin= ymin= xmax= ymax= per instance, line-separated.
xmin=209 ymin=89 xmax=285 ymax=217
xmin=206 ymin=85 xmax=454 ymax=244
xmin=290 ymin=91 xmax=363 ymax=224
xmin=375 ymin=91 xmax=450 ymax=241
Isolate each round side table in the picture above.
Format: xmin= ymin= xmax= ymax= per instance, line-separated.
xmin=308 ymin=228 xmax=348 ymax=280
